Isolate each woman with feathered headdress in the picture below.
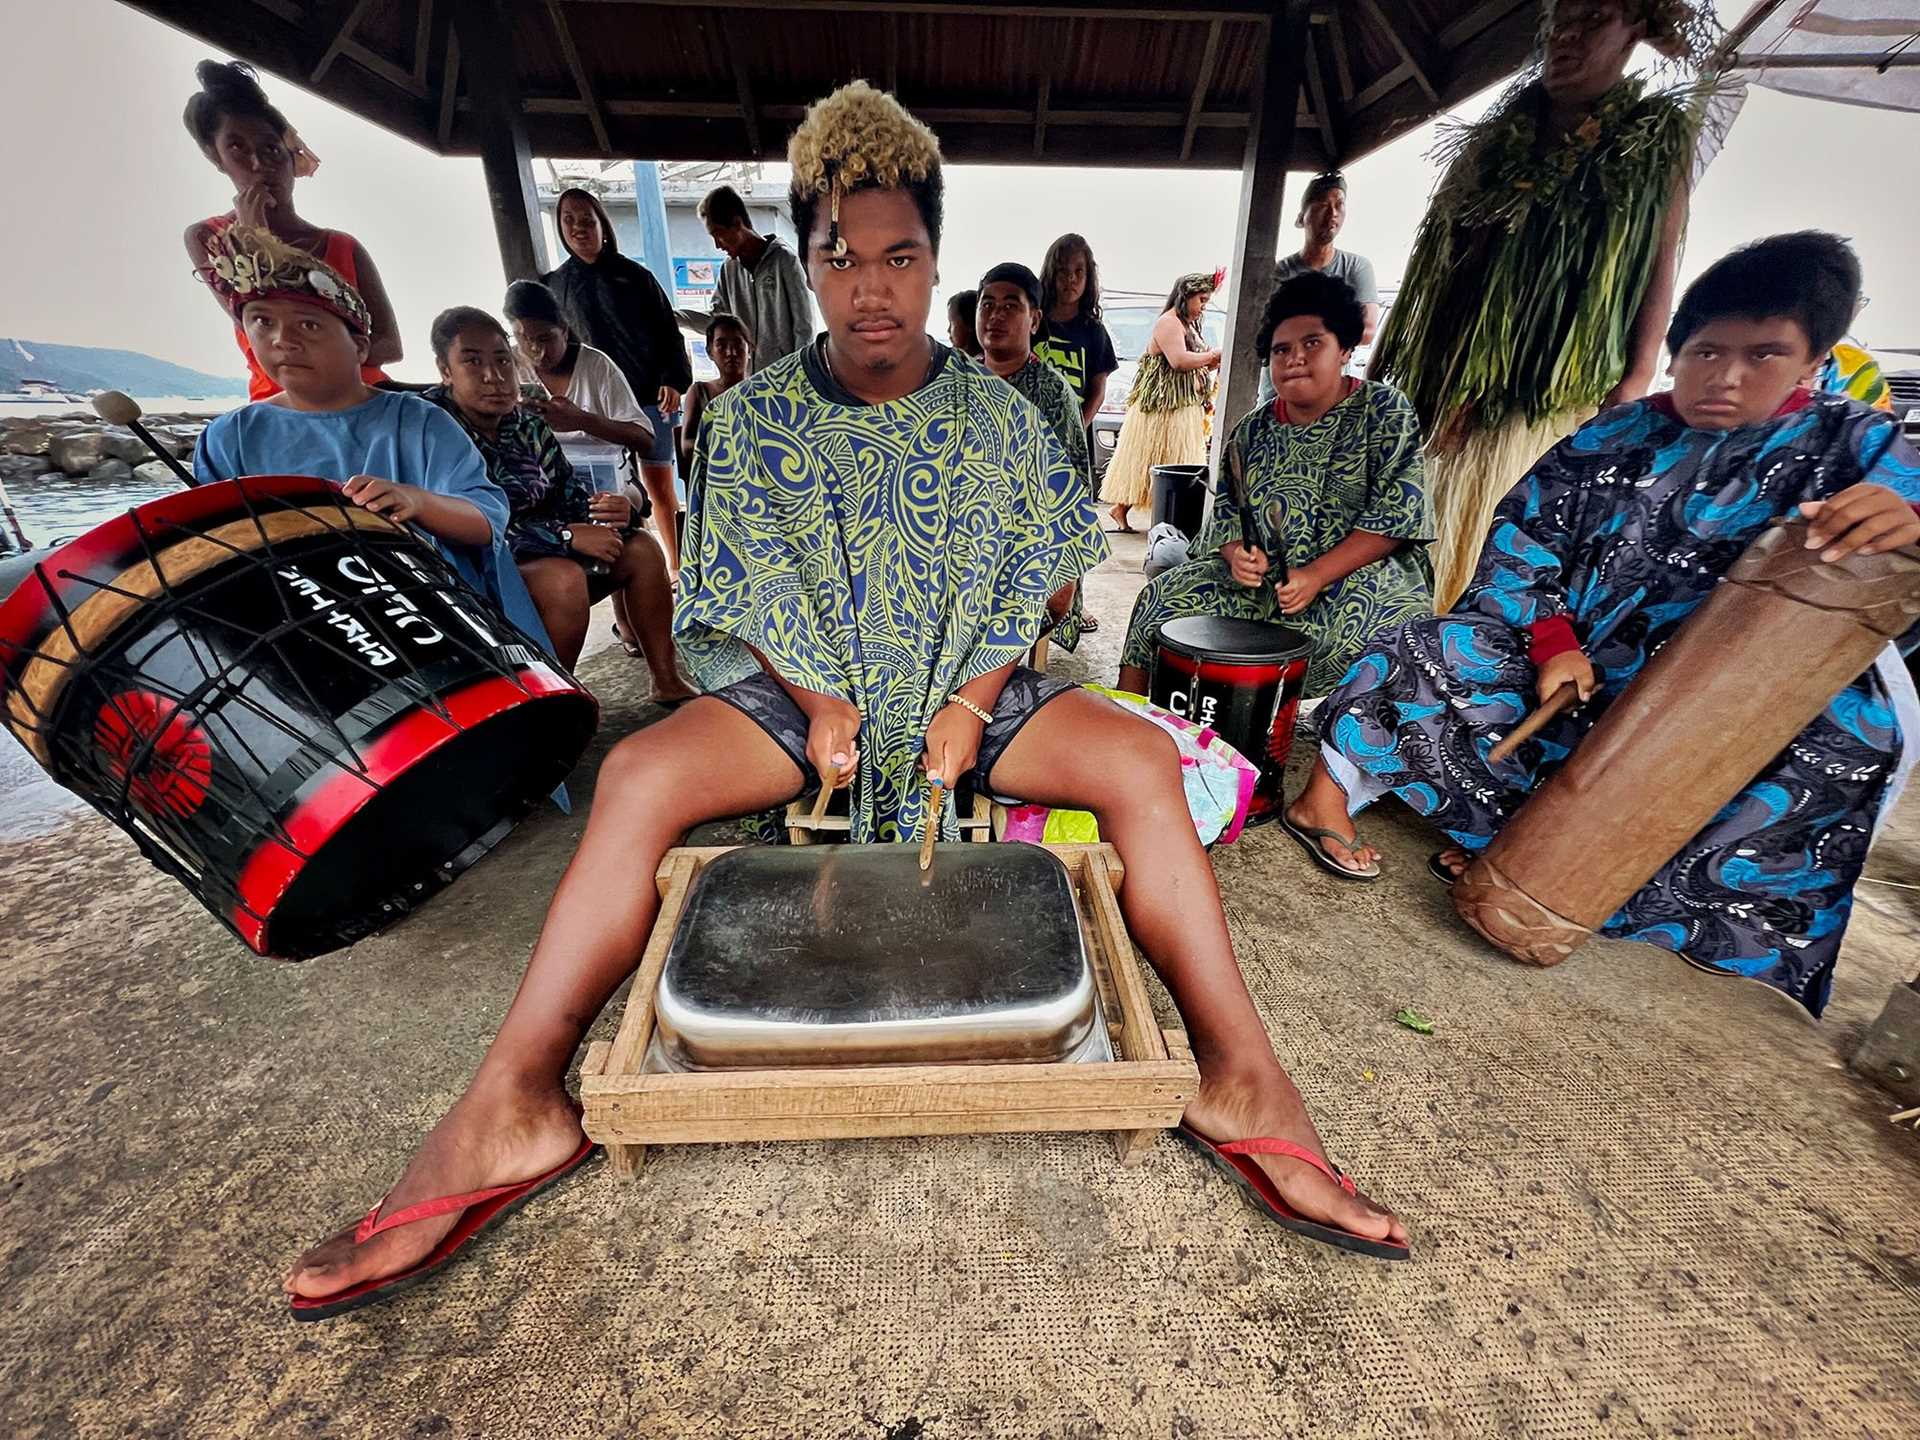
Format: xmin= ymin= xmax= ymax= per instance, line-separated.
xmin=1099 ymin=268 xmax=1223 ymax=532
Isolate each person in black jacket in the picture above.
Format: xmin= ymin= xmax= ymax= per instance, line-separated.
xmin=542 ymin=187 xmax=693 ymax=550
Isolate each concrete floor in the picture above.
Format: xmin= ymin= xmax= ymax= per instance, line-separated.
xmin=3 ymin=534 xmax=1918 ymax=1439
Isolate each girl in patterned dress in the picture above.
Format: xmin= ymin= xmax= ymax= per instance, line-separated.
xmin=1118 ymin=273 xmax=1433 ymax=699
xmin=1288 ymin=233 xmax=1920 ymax=1018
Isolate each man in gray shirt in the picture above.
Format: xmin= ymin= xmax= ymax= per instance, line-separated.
xmin=1259 ymin=171 xmax=1378 ymax=404
xmin=1273 ymin=171 xmax=1378 ymax=342
xmin=696 ymin=184 xmax=816 ymax=370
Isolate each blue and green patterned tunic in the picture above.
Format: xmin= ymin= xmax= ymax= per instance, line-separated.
xmin=1121 ymin=380 xmax=1434 ymax=695
xmin=998 ymin=352 xmax=1094 ymax=651
xmin=676 ymin=338 xmax=1108 ymax=841
xmin=1321 ymin=392 xmax=1920 ymax=1014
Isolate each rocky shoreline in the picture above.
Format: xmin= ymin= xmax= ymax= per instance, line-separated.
xmin=0 ymin=411 xmax=214 ymax=489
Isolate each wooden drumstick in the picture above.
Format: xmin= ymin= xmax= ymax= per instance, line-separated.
xmin=919 ymin=776 xmax=946 ymax=873
xmin=808 ymin=777 xmax=834 ymax=821
xmin=1488 ymin=682 xmax=1581 ymax=765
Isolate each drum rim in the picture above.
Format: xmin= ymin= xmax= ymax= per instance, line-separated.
xmin=1155 ymin=614 xmax=1311 ymax=663
xmin=0 ymin=475 xmax=345 ymax=682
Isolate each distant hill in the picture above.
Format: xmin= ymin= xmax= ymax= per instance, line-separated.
xmin=0 ymin=338 xmax=245 ymax=398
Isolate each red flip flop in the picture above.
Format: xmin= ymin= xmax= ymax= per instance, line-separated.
xmin=1178 ymin=1124 xmax=1410 ymax=1261
xmin=287 ymin=1135 xmax=600 ymax=1321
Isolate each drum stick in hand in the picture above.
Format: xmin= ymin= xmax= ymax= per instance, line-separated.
xmin=1264 ymin=502 xmax=1291 ymax=586
xmin=919 ymin=776 xmax=946 ymax=873
xmin=1487 ymin=681 xmax=1581 ymax=765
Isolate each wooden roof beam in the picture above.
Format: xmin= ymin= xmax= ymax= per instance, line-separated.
xmin=1358 ymin=0 xmax=1440 ymax=103
xmin=1034 ymin=74 xmax=1051 ymax=158
xmin=545 ymin=0 xmax=611 ymax=152
xmin=1180 ymin=18 xmax=1225 ymax=162
xmin=1324 ymin=7 xmax=1355 ymax=103
xmin=568 ymin=0 xmax=1271 ymax=22
xmin=310 ymin=0 xmax=377 ymax=84
xmin=1303 ymin=27 xmax=1338 ymax=165
xmin=717 ymin=19 xmax=762 ymax=156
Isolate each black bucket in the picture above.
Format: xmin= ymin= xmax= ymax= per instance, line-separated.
xmin=1150 ymin=464 xmax=1209 ymax=540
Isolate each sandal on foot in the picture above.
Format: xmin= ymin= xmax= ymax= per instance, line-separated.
xmin=1178 ymin=1126 xmax=1410 ymax=1261
xmin=1080 ymin=614 xmax=1101 ymax=633
xmin=288 ymin=1135 xmax=599 ymax=1322
xmin=1427 ymin=850 xmax=1467 ymax=888
xmin=1280 ymin=810 xmax=1380 ymax=881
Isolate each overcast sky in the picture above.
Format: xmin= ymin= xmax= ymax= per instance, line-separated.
xmin=4 ymin=0 xmax=1918 ymax=384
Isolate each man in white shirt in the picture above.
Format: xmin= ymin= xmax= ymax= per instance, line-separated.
xmin=696 ymin=185 xmax=817 ymax=370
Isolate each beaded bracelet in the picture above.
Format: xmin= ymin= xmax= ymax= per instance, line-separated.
xmin=946 ymin=694 xmax=994 ymax=725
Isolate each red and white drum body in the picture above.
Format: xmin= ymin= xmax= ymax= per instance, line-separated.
xmin=0 ymin=475 xmax=598 ymax=958
xmin=1150 ymin=616 xmax=1311 ymax=822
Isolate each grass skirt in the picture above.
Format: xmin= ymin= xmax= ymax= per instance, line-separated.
xmin=1429 ymin=407 xmax=1591 ymax=609
xmin=1100 ymin=402 xmax=1208 ymax=510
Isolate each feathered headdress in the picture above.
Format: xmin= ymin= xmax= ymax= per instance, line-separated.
xmin=195 ymin=224 xmax=370 ymax=336
xmin=787 ymin=80 xmax=942 ymax=258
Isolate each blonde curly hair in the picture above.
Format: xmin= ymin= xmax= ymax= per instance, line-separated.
xmin=787 ymin=81 xmax=944 ymax=259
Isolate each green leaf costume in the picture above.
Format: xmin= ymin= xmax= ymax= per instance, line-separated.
xmin=1372 ymin=77 xmax=1706 ymax=445
xmin=676 ymin=342 xmax=1108 ymax=842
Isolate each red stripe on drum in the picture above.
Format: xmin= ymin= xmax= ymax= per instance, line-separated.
xmin=229 ymin=665 xmax=579 ymax=953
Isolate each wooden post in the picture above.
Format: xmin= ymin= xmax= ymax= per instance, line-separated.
xmin=1210 ymin=1 xmax=1308 ymax=510
xmin=451 ymin=0 xmax=548 ymax=281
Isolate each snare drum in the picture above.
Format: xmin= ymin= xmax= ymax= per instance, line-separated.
xmin=0 ymin=474 xmax=598 ymax=958
xmin=1149 ymin=615 xmax=1310 ymax=823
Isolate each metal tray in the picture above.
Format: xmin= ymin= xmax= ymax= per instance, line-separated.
xmin=651 ymin=843 xmax=1109 ymax=1070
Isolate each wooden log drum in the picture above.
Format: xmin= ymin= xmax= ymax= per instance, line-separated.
xmin=1454 ymin=519 xmax=1920 ymax=966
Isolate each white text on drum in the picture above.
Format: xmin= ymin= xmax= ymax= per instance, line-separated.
xmin=275 ymin=556 xmax=449 ymax=669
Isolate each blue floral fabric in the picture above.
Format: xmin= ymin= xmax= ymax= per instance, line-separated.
xmin=1320 ymin=392 xmax=1920 ymax=1014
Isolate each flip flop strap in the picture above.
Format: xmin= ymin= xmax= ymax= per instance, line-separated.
xmin=1215 ymin=1137 xmax=1356 ymax=1195
xmin=356 ymin=1178 xmax=533 ymax=1243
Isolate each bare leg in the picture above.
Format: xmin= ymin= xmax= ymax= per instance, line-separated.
xmin=987 ymin=690 xmax=1405 ymax=1246
xmin=613 ymin=533 xmax=695 ymax=703
xmin=286 ymin=700 xmax=803 ymax=1300
xmin=1116 ymin=664 xmax=1150 ymax=696
xmin=518 ymin=556 xmax=591 ymax=670
xmin=638 ymin=462 xmax=681 ymax=572
xmin=1108 ymin=503 xmax=1133 ymax=532
xmin=1287 ymin=754 xmax=1382 ymax=873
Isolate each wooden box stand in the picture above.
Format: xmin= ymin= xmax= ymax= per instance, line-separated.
xmin=581 ymin=843 xmax=1199 ymax=1178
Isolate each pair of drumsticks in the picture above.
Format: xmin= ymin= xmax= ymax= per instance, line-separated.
xmin=806 ymin=770 xmax=946 ymax=872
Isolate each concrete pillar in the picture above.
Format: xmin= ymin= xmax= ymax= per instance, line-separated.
xmin=1214 ymin=2 xmax=1309 ymax=471
xmin=452 ymin=0 xmax=548 ymax=281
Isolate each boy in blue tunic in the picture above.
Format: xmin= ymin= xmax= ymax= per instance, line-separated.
xmin=191 ymin=225 xmax=551 ymax=652
xmin=1294 ymin=232 xmax=1920 ymax=1016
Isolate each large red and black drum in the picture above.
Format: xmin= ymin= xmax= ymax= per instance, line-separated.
xmin=1150 ymin=616 xmax=1310 ymax=823
xmin=0 ymin=475 xmax=598 ymax=958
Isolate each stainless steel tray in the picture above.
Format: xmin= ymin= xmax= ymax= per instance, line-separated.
xmin=651 ymin=843 xmax=1109 ymax=1070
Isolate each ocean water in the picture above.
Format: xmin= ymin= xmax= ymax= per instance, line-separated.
xmin=1 ymin=396 xmax=234 ymax=545
xmin=0 ymin=395 xmax=234 ymax=421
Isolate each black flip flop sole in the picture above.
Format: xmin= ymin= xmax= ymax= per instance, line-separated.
xmin=1279 ymin=812 xmax=1380 ymax=882
xmin=1177 ymin=1128 xmax=1410 ymax=1262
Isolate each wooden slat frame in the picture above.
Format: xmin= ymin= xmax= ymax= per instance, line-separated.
xmin=581 ymin=843 xmax=1195 ymax=1176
